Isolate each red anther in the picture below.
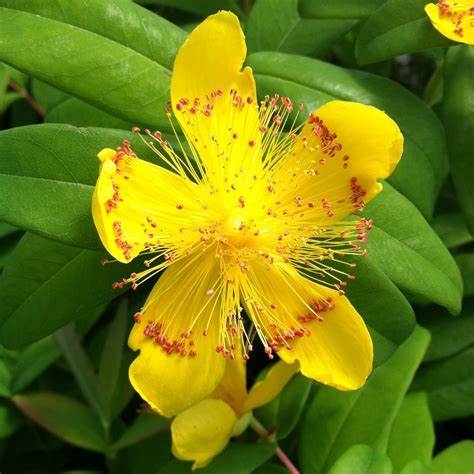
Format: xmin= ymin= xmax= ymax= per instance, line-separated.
xmin=100 ymin=258 xmax=107 ymax=266
xmin=248 ymin=139 xmax=255 ymax=147
xmin=243 ymin=354 xmax=250 ymax=361
xmin=176 ymin=203 xmax=184 ymax=209
xmin=246 ymin=96 xmax=253 ymax=104
xmin=232 ymin=133 xmax=238 ymax=139
xmin=133 ymin=312 xmax=141 ymax=323
xmin=131 ymin=282 xmax=138 ymax=291
xmin=132 ymin=127 xmax=140 ymax=133
xmin=348 ymin=275 xmax=356 ymax=280
xmin=189 ymin=350 xmax=197 ymax=357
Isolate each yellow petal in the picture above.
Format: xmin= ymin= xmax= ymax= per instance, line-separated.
xmin=212 ymin=356 xmax=248 ymax=414
xmin=171 ymin=11 xmax=261 ymax=187
xmin=128 ymin=248 xmax=227 ymax=417
xmin=243 ymin=360 xmax=298 ymax=412
xmin=425 ymin=2 xmax=474 ymax=45
xmin=271 ymin=100 xmax=403 ymax=222
xmin=92 ymin=147 xmax=201 ymax=263
xmin=171 ymin=399 xmax=237 ymax=469
xmin=242 ymin=261 xmax=373 ymax=391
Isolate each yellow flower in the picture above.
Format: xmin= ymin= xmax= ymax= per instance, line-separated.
xmin=171 ymin=358 xmax=297 ymax=469
xmin=425 ymin=1 xmax=474 ymax=44
xmin=92 ymin=12 xmax=403 ymax=418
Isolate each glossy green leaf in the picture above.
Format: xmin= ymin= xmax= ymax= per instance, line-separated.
xmin=0 ymin=233 xmax=132 ymax=348
xmin=247 ymin=52 xmax=448 ymax=218
xmin=328 ymin=445 xmax=392 ymax=474
xmin=246 ymin=0 xmax=355 ymax=57
xmin=400 ymin=461 xmax=431 ymax=474
xmin=0 ymin=124 xmax=163 ymax=249
xmin=412 ymin=346 xmax=474 ymax=421
xmin=299 ymin=326 xmax=430 ymax=473
xmin=364 ymin=183 xmax=462 ymax=314
xmin=111 ymin=413 xmax=169 ymax=451
xmin=355 ymin=0 xmax=451 ymax=65
xmin=456 ymin=253 xmax=474 ymax=297
xmin=386 ymin=393 xmax=434 ymax=472
xmin=54 ymin=324 xmax=107 ymax=428
xmin=344 ymin=256 xmax=416 ymax=366
xmin=419 ymin=302 xmax=474 ymax=363
xmin=13 ymin=392 xmax=106 ymax=452
xmin=299 ymin=0 xmax=387 ymax=18
xmin=431 ymin=213 xmax=472 ymax=249
xmin=431 ymin=440 xmax=474 ymax=474
xmin=443 ymin=45 xmax=474 ymax=235
xmin=0 ymin=1 xmax=185 ymax=129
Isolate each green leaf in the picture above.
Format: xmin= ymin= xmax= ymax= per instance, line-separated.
xmin=400 ymin=461 xmax=431 ymax=474
xmin=111 ymin=413 xmax=169 ymax=451
xmin=247 ymin=52 xmax=448 ymax=219
xmin=431 ymin=213 xmax=472 ymax=249
xmin=431 ymin=440 xmax=474 ymax=474
xmin=0 ymin=402 xmax=22 ymax=438
xmin=0 ymin=358 xmax=11 ymax=397
xmin=13 ymin=392 xmax=106 ymax=452
xmin=344 ymin=256 xmax=416 ymax=366
xmin=299 ymin=0 xmax=387 ymax=19
xmin=275 ymin=373 xmax=312 ymax=440
xmin=46 ymin=97 xmax=133 ymax=129
xmin=328 ymin=445 xmax=392 ymax=474
xmin=386 ymin=393 xmax=434 ymax=472
xmin=98 ymin=300 xmax=129 ymax=421
xmin=0 ymin=233 xmax=131 ymax=348
xmin=0 ymin=1 xmax=185 ymax=129
xmin=364 ymin=183 xmax=462 ymax=314
xmin=0 ymin=124 xmax=163 ymax=249
xmin=54 ymin=324 xmax=107 ymax=428
xmin=411 ymin=346 xmax=474 ymax=421
xmin=246 ymin=0 xmax=355 ymax=57
xmin=443 ymin=45 xmax=474 ymax=235
xmin=419 ymin=302 xmax=474 ymax=363
xmin=299 ymin=326 xmax=430 ymax=473
xmin=355 ymin=0 xmax=451 ymax=65
xmin=10 ymin=305 xmax=104 ymax=393
xmin=456 ymin=253 xmax=474 ymax=297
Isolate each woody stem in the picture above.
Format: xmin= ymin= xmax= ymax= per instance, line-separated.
xmin=249 ymin=417 xmax=300 ymax=474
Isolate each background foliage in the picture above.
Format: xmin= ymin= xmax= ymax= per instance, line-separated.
xmin=0 ymin=0 xmax=472 ymax=473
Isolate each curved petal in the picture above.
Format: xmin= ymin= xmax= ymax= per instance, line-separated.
xmin=242 ymin=261 xmax=373 ymax=391
xmin=92 ymin=147 xmax=201 ymax=263
xmin=171 ymin=11 xmax=261 ymax=187
xmin=128 ymin=248 xmax=227 ymax=417
xmin=425 ymin=2 xmax=474 ymax=45
xmin=243 ymin=360 xmax=298 ymax=412
xmin=171 ymin=399 xmax=237 ymax=469
xmin=271 ymin=100 xmax=403 ymax=223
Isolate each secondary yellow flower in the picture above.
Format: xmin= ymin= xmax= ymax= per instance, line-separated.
xmin=425 ymin=1 xmax=474 ymax=43
xmin=92 ymin=12 xmax=403 ymax=417
xmin=171 ymin=359 xmax=297 ymax=468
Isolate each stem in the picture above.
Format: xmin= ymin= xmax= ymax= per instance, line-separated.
xmin=8 ymin=79 xmax=45 ymax=117
xmin=250 ymin=417 xmax=300 ymax=474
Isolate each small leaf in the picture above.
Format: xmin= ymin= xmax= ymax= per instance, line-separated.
xmin=386 ymin=393 xmax=434 ymax=472
xmin=443 ymin=45 xmax=474 ymax=235
xmin=111 ymin=413 xmax=169 ymax=451
xmin=328 ymin=445 xmax=392 ymax=474
xmin=412 ymin=346 xmax=474 ymax=421
xmin=299 ymin=326 xmax=430 ymax=473
xmin=13 ymin=392 xmax=106 ymax=452
xmin=355 ymin=0 xmax=451 ymax=65
xmin=431 ymin=440 xmax=474 ymax=474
